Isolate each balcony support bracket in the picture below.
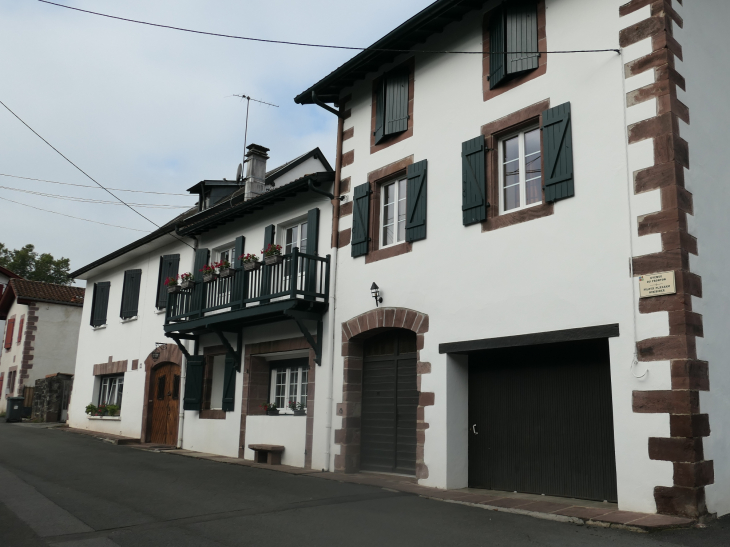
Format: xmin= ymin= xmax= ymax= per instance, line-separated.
xmin=285 ymin=310 xmax=323 ymax=366
xmin=165 ymin=333 xmax=193 ymax=359
xmin=212 ymin=328 xmax=242 ymax=372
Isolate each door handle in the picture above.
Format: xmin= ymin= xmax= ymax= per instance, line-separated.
xmin=472 ymin=424 xmax=478 ymax=435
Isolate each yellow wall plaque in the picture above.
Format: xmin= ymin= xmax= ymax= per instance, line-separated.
xmin=639 ymin=271 xmax=677 ymax=298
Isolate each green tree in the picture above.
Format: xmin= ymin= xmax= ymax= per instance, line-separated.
xmin=0 ymin=243 xmax=72 ymax=285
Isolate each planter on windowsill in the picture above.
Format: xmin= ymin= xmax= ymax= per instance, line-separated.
xmin=243 ymin=262 xmax=261 ymax=272
xmin=203 ymin=273 xmax=218 ymax=283
xmin=264 ymin=255 xmax=283 ymax=266
xmin=266 ymin=410 xmax=280 ymax=416
xmin=293 ymin=410 xmax=306 ymax=416
xmin=180 ymin=279 xmax=194 ymax=290
xmin=167 ymin=285 xmax=181 ymax=294
xmin=88 ymin=415 xmax=121 ymax=421
xmin=219 ymin=268 xmax=234 ymax=279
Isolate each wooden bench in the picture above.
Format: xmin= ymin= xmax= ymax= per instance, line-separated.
xmin=248 ymin=444 xmax=285 ymax=465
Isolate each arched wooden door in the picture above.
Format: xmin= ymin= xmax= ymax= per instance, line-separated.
xmin=149 ymin=363 xmax=181 ymax=446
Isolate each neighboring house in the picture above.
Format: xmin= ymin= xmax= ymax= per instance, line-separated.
xmin=0 ymin=265 xmax=21 ymax=396
xmin=68 ymin=145 xmax=335 ymax=468
xmin=291 ymin=0 xmax=730 ymax=520
xmin=0 ymin=279 xmax=84 ymax=415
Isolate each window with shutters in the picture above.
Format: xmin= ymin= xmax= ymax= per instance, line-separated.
xmin=483 ymin=1 xmax=546 ymax=101
xmin=16 ymin=315 xmax=24 ymax=345
xmin=7 ymin=370 xmax=17 ymax=395
xmin=283 ymin=221 xmax=308 ymax=255
xmin=120 ymin=270 xmax=142 ymax=320
xmin=4 ymin=316 xmax=15 ymax=350
xmin=380 ymin=178 xmax=407 ymax=248
xmin=156 ymin=254 xmax=180 ymax=309
xmin=498 ymin=127 xmax=542 ymax=214
xmin=98 ymin=375 xmax=124 ymax=408
xmin=268 ymin=359 xmax=308 ymax=413
xmin=90 ymin=282 xmax=110 ymax=327
xmin=202 ymin=354 xmax=226 ymax=411
xmin=371 ymin=59 xmax=414 ymax=154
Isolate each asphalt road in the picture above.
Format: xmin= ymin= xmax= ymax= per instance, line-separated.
xmin=0 ymin=423 xmax=728 ymax=547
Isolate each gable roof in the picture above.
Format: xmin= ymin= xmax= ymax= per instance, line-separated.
xmin=265 ymin=147 xmax=333 ymax=183
xmin=294 ymin=0 xmax=487 ymax=105
xmin=0 ymin=266 xmax=21 ymax=280
xmin=0 ymin=279 xmax=85 ymax=319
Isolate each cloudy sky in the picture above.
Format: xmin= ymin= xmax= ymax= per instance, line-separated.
xmin=0 ymin=0 xmax=430 ymax=275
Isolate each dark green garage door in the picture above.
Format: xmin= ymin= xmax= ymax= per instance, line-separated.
xmin=361 ymin=330 xmax=418 ymax=475
xmin=468 ymin=338 xmax=618 ymax=502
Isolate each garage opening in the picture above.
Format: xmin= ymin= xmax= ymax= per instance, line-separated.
xmin=468 ymin=338 xmax=618 ymax=502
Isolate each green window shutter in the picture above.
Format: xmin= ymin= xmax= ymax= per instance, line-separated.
xmin=91 ymin=282 xmax=110 ymax=327
xmin=183 ymin=355 xmax=205 ymax=411
xmin=351 ymin=183 xmax=371 ymax=257
xmin=405 ymin=160 xmax=427 ymax=242
xmin=234 ymin=236 xmax=245 ymax=268
xmin=156 ymin=254 xmax=180 ymax=309
xmin=505 ymin=0 xmax=539 ymax=76
xmin=263 ymin=224 xmax=275 ymax=253
xmin=192 ymin=248 xmax=210 ymax=282
xmin=384 ymin=71 xmax=409 ymax=136
xmin=462 ymin=136 xmax=488 ymax=226
xmin=221 ymin=354 xmax=237 ymax=412
xmin=120 ymin=269 xmax=142 ymax=319
xmin=306 ymin=208 xmax=320 ymax=255
xmin=374 ymin=80 xmax=386 ymax=144
xmin=489 ymin=7 xmax=506 ymax=90
xmin=191 ymin=248 xmax=209 ymax=313
xmin=542 ymin=102 xmax=574 ymax=203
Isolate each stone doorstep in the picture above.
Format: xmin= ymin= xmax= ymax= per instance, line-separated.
xmin=118 ymin=447 xmax=697 ymax=532
xmin=58 ymin=426 xmax=140 ymax=446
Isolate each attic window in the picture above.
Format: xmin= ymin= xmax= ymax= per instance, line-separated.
xmin=488 ymin=0 xmax=540 ymax=90
xmin=373 ymin=68 xmax=410 ymax=145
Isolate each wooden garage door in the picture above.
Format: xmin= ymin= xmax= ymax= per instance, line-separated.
xmin=361 ymin=330 xmax=418 ymax=475
xmin=468 ymin=338 xmax=618 ymax=502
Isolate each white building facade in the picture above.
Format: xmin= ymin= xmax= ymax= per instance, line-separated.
xmin=292 ymin=0 xmax=729 ymax=520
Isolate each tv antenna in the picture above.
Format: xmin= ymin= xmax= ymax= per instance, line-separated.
xmin=231 ymin=94 xmax=279 ymax=184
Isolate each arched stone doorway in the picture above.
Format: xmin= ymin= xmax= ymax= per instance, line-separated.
xmin=336 ymin=308 xmax=433 ymax=478
xmin=141 ymin=344 xmax=183 ymax=445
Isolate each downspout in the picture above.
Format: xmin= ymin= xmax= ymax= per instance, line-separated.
xmin=177 ymin=235 xmax=199 ymax=449
xmin=310 ymin=92 xmax=345 ymax=472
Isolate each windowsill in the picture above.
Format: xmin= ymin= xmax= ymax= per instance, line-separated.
xmin=199 ymin=409 xmax=226 ymax=420
xmin=87 ymin=415 xmax=121 ymax=421
xmin=92 ymin=325 xmax=107 ymax=331
xmin=153 ymin=308 xmax=166 ymax=315
xmin=482 ymin=202 xmax=554 ymax=232
xmin=120 ymin=317 xmax=138 ymax=323
xmin=365 ymin=241 xmax=412 ymax=264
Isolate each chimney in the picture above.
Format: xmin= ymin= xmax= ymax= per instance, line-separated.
xmin=244 ymin=144 xmax=270 ymax=200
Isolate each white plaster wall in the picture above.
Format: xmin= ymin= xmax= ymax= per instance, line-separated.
xmin=0 ymin=299 xmax=26 ymax=413
xmin=675 ymin=0 xmax=730 ymax=518
xmin=271 ymin=156 xmax=329 ymax=188
xmin=326 ymin=0 xmax=670 ymax=512
xmin=245 ymin=416 xmax=307 ymax=467
xmin=33 ymin=303 xmax=82 ymax=381
xmin=67 ymin=237 xmax=195 ymax=439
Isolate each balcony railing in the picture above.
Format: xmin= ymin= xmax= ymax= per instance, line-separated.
xmin=165 ymin=248 xmax=330 ymax=325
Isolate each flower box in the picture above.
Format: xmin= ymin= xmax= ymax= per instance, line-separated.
xmin=180 ymin=279 xmax=194 ymax=290
xmin=266 ymin=409 xmax=280 ymax=416
xmin=219 ymin=267 xmax=234 ymax=279
xmin=293 ymin=409 xmax=306 ymax=416
xmin=203 ymin=273 xmax=218 ymax=283
xmin=264 ymin=255 xmax=284 ymax=266
xmin=167 ymin=285 xmax=181 ymax=294
xmin=243 ymin=261 xmax=261 ymax=272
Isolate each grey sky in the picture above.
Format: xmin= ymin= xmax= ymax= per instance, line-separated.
xmin=0 ymin=0 xmax=430 ymax=274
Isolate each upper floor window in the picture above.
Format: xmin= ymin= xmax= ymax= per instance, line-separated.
xmin=3 ymin=317 xmax=15 ymax=350
xmin=90 ymin=282 xmax=110 ymax=327
xmin=381 ymin=178 xmax=407 ymax=248
xmin=120 ymin=270 xmax=142 ymax=320
xmin=371 ymin=59 xmax=414 ymax=153
xmin=16 ymin=315 xmax=24 ymax=345
xmin=216 ymin=244 xmax=235 ymax=265
xmin=499 ymin=127 xmax=542 ymax=214
xmin=156 ymin=255 xmax=180 ymax=309
xmin=284 ymin=221 xmax=308 ymax=254
xmin=488 ymin=1 xmax=540 ymax=90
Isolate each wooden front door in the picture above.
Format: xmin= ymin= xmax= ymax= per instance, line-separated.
xmin=361 ymin=330 xmax=418 ymax=475
xmin=149 ymin=363 xmax=181 ymax=445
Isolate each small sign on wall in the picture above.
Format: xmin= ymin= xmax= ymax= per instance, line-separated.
xmin=639 ymin=271 xmax=677 ymax=298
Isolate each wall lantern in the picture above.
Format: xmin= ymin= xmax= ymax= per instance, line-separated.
xmin=152 ymin=342 xmax=166 ymax=360
xmin=370 ymin=282 xmax=383 ymax=307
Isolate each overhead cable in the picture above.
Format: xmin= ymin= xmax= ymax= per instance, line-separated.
xmin=37 ymin=1 xmax=620 ymax=55
xmin=0 ymin=186 xmax=191 ymax=208
xmin=0 ymin=195 xmax=151 ymax=233
xmin=0 ymin=173 xmax=191 ymax=196
xmin=0 ymin=98 xmax=195 ymax=249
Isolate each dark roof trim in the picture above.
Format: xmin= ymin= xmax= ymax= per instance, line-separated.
xmin=176 ymin=171 xmax=335 ymax=237
xmin=438 ymin=324 xmax=621 ymax=354
xmin=0 ymin=266 xmax=21 ymax=280
xmin=294 ymin=0 xmax=487 ymax=105
xmin=265 ymin=147 xmax=333 ymax=184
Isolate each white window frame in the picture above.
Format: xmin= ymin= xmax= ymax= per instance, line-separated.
xmin=380 ymin=177 xmax=407 ymax=248
xmin=498 ymin=126 xmax=543 ymax=215
xmin=214 ymin=243 xmax=236 ymax=266
xmin=98 ymin=375 xmax=124 ymax=409
xmin=268 ymin=365 xmax=308 ymax=413
xmin=280 ymin=218 xmax=309 ymax=256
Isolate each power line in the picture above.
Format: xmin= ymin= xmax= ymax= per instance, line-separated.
xmin=0 ymin=186 xmax=192 ymax=208
xmin=0 ymin=195 xmax=151 ymax=233
xmin=37 ymin=1 xmax=620 ymax=55
xmin=0 ymin=173 xmax=191 ymax=196
xmin=0 ymin=98 xmax=195 ymax=250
